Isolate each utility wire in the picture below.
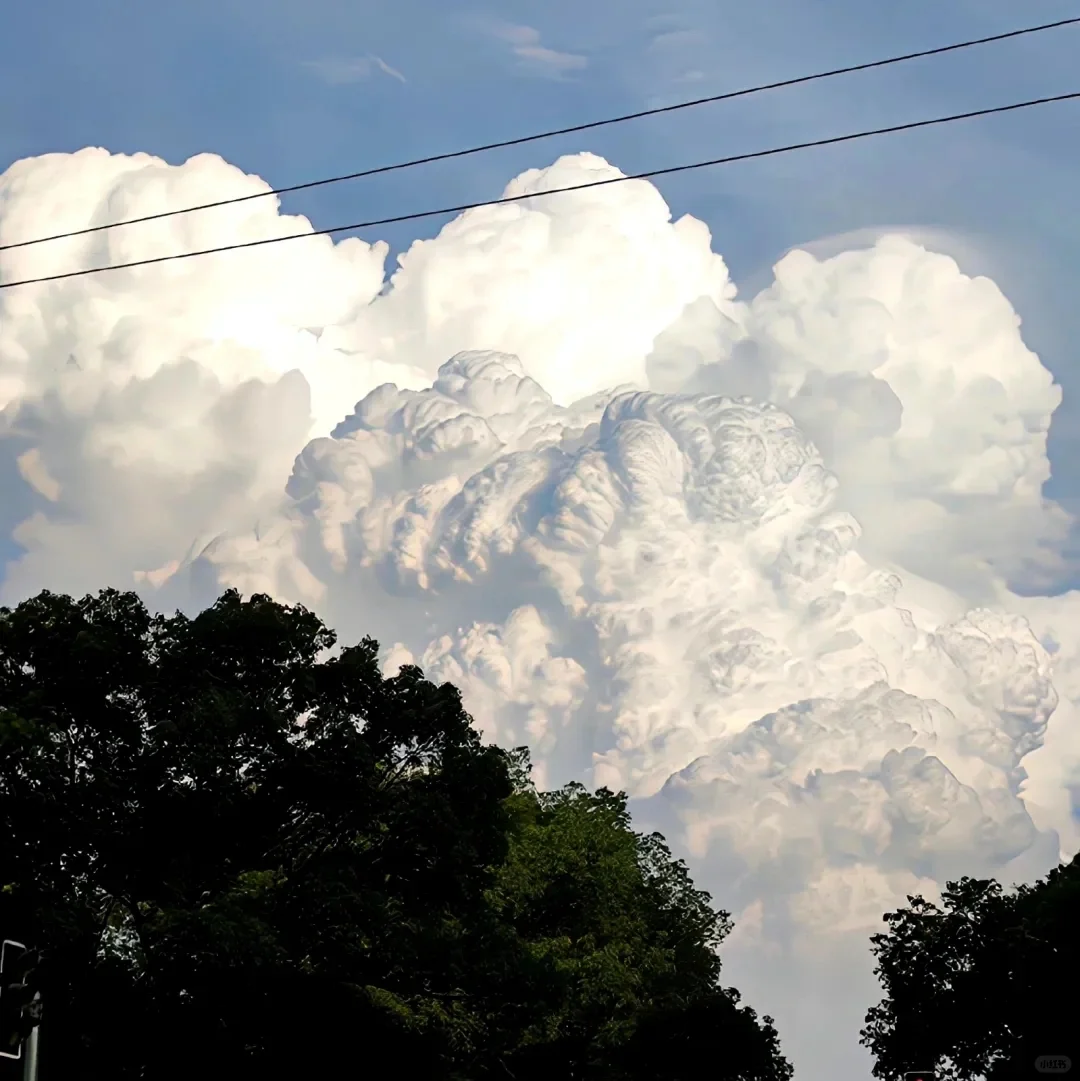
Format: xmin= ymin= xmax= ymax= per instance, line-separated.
xmin=2 ymin=89 xmax=1077 ymax=291
xmin=1 ymin=14 xmax=1077 ymax=254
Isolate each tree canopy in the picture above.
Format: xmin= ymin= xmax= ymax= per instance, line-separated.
xmin=0 ymin=587 xmax=790 ymax=1080
xmin=861 ymin=855 xmax=1080 ymax=1080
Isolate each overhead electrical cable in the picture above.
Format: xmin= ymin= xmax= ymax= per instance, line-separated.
xmin=1 ymin=14 xmax=1077 ymax=254
xmin=2 ymin=89 xmax=1077 ymax=291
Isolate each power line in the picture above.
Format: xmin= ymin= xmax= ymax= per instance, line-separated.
xmin=2 ymin=89 xmax=1077 ymax=292
xmin=1 ymin=15 xmax=1077 ymax=255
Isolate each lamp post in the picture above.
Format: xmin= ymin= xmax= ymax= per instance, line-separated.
xmin=0 ymin=942 xmax=42 ymax=1080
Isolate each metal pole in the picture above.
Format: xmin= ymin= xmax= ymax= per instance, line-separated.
xmin=20 ymin=1026 xmax=38 ymax=1081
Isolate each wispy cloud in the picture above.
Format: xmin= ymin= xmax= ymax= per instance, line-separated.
xmin=305 ymin=54 xmax=406 ymax=86
xmin=648 ymin=28 xmax=706 ymax=53
xmin=645 ymin=27 xmax=712 ymax=90
xmin=488 ymin=22 xmax=587 ymax=79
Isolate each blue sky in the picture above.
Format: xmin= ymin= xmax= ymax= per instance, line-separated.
xmin=4 ymin=0 xmax=1080 ymax=579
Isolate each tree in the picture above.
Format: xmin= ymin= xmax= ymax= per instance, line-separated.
xmin=0 ymin=587 xmax=514 ymax=1078
xmin=0 ymin=588 xmax=790 ymax=1080
xmin=860 ymin=856 xmax=1080 ymax=1080
xmin=481 ymin=778 xmax=791 ymax=1080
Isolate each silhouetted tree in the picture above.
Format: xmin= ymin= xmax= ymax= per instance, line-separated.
xmin=861 ymin=857 xmax=1080 ymax=1079
xmin=0 ymin=588 xmax=790 ymax=1080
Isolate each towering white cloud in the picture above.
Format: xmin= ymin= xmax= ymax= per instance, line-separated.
xmin=654 ymin=238 xmax=1068 ymax=595
xmin=322 ymin=151 xmax=743 ymax=404
xmin=1 ymin=145 xmax=1076 ymax=1079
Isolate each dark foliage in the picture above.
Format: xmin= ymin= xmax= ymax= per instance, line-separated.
xmin=861 ymin=856 xmax=1080 ymax=1080
xmin=0 ymin=588 xmax=790 ymax=1080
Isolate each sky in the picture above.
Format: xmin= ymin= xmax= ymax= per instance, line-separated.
xmin=3 ymin=2 xmax=1080 ymax=1078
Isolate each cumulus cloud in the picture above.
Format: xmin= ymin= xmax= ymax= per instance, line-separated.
xmin=658 ymin=238 xmax=1068 ymax=597
xmin=1 ymin=145 xmax=1076 ymax=1079
xmin=2 ymin=147 xmax=735 ymax=597
xmin=996 ymin=587 xmax=1080 ymax=859
xmin=0 ymin=147 xmax=418 ymax=600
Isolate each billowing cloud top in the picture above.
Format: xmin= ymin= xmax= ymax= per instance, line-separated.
xmin=2 ymin=145 xmax=1077 ymax=1079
